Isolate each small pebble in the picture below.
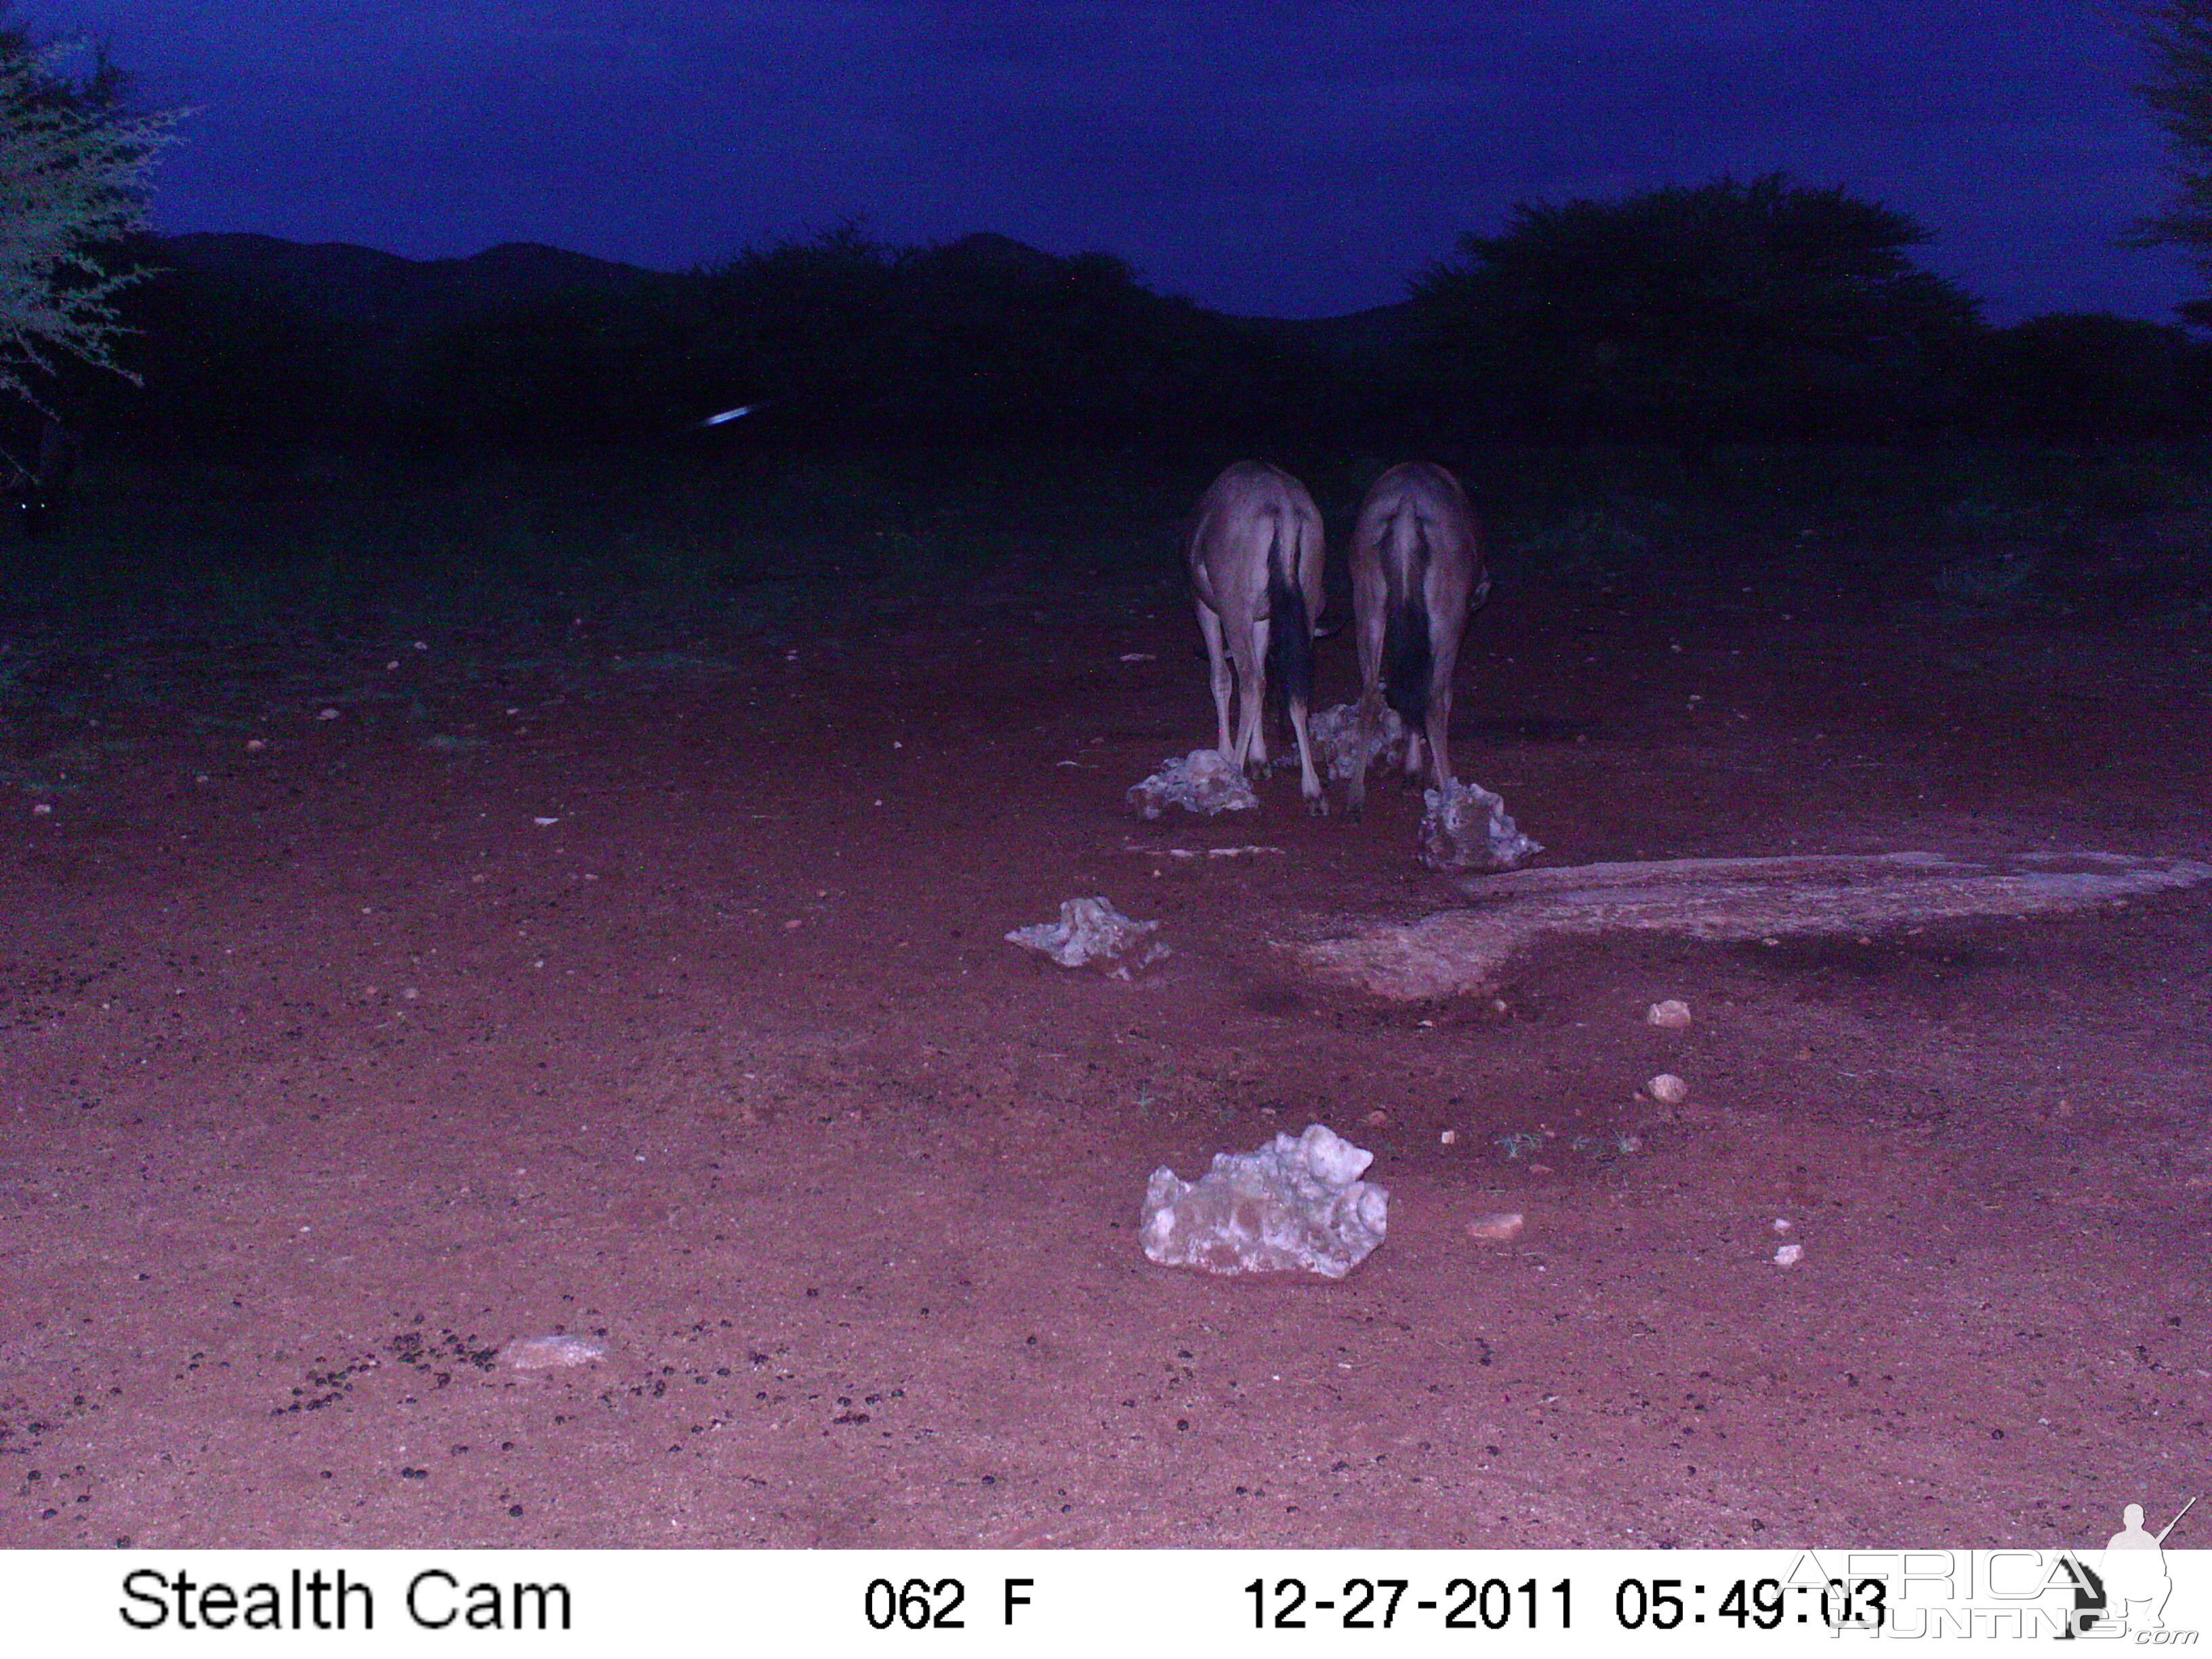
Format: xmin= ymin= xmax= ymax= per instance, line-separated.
xmin=1773 ymin=1218 xmax=1795 ymax=1234
xmin=1645 ymin=999 xmax=1693 ymax=1029
xmin=1466 ymin=1212 xmax=1525 ymax=1242
xmin=1774 ymin=1243 xmax=1803 ymax=1268
xmin=245 ymin=739 xmax=266 ymax=752
xmin=1439 ymin=1128 xmax=1458 ymax=1146
xmin=1362 ymin=1109 xmax=1389 ymax=1128
xmin=1647 ymin=1073 xmax=1690 ymax=1105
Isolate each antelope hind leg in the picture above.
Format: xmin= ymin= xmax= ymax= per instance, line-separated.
xmin=1287 ymin=693 xmax=1327 ymax=814
xmin=1196 ymin=601 xmax=1235 ymax=758
xmin=1401 ymin=727 xmax=1427 ymax=788
xmin=1239 ymin=615 xmax=1271 ymax=769
xmin=1425 ymin=676 xmax=1456 ymax=794
xmin=1346 ymin=686 xmax=1386 ymax=817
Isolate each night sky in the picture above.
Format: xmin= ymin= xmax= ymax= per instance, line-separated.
xmin=42 ymin=1 xmax=2205 ymax=325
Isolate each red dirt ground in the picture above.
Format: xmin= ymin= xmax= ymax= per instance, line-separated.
xmin=3 ymin=520 xmax=2208 ymax=1550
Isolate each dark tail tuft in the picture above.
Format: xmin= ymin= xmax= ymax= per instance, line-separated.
xmin=1382 ymin=520 xmax=1433 ymax=726
xmin=1265 ymin=537 xmax=1313 ymax=713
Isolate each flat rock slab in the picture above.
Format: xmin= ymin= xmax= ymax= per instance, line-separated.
xmin=1287 ymin=850 xmax=2212 ymax=1002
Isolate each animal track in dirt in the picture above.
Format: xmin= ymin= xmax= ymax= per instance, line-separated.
xmin=1294 ymin=851 xmax=2212 ymax=1001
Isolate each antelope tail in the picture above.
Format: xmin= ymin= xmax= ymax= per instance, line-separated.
xmin=1265 ymin=516 xmax=1314 ymax=711
xmin=1380 ymin=510 xmax=1433 ymax=726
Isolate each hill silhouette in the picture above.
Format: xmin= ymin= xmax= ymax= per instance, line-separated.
xmin=155 ymin=232 xmax=672 ymax=333
xmin=151 ymin=229 xmax=1412 ymax=366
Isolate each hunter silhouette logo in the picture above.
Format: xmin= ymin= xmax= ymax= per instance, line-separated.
xmin=2060 ymin=1496 xmax=2196 ymax=1639
xmin=2102 ymin=1497 xmax=2194 ymax=1635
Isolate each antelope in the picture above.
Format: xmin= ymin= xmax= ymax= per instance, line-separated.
xmin=1185 ymin=460 xmax=1328 ymax=812
xmin=1346 ymin=462 xmax=1491 ymax=816
xmin=1 ymin=413 xmax=77 ymax=537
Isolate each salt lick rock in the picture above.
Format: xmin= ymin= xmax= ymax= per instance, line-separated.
xmin=1416 ymin=778 xmax=1544 ymax=872
xmin=1141 ymin=1123 xmax=1389 ymax=1279
xmin=1127 ymin=748 xmax=1260 ymax=819
xmin=1005 ymin=897 xmax=1170 ymax=979
xmin=1306 ymin=701 xmax=1409 ymax=782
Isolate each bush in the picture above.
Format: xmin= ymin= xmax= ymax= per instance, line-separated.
xmin=0 ymin=30 xmax=176 ymax=405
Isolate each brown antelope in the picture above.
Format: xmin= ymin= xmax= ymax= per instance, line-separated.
xmin=1346 ymin=462 xmax=1491 ymax=816
xmin=1185 ymin=461 xmax=1328 ymax=812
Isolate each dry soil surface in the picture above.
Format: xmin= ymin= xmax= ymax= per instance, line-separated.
xmin=3 ymin=537 xmax=2209 ymax=1549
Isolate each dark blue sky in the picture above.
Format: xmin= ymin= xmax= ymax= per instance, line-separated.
xmin=42 ymin=1 xmax=2204 ymax=323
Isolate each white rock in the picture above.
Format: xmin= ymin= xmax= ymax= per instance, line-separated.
xmin=1418 ymin=778 xmax=1543 ymax=872
xmin=1141 ymin=1123 xmax=1389 ymax=1279
xmin=1465 ymin=1211 xmax=1525 ymax=1242
xmin=1774 ymin=1243 xmax=1804 ymax=1267
xmin=499 ymin=1335 xmax=606 ymax=1369
xmin=1646 ymin=1072 xmax=1690 ymax=1105
xmin=1006 ymin=897 xmax=1170 ymax=979
xmin=1127 ymin=749 xmax=1259 ymax=819
xmin=1645 ymin=998 xmax=1694 ymax=1028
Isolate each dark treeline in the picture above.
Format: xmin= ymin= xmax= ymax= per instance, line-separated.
xmin=1411 ymin=178 xmax=2211 ymax=453
xmin=65 ymin=226 xmax=1313 ymax=459
xmin=56 ymin=178 xmax=2212 ymax=463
